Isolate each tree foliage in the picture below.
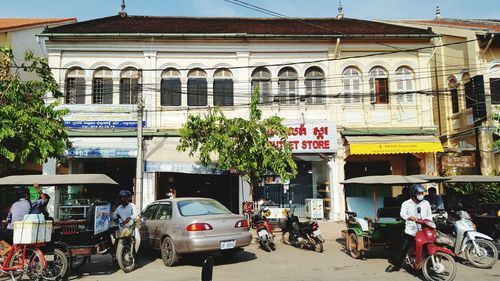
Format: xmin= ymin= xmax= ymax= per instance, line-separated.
xmin=0 ymin=47 xmax=69 ymax=172
xmin=493 ymin=107 xmax=500 ymax=149
xmin=177 ymin=88 xmax=297 ymax=198
xmin=448 ymin=171 xmax=500 ymax=204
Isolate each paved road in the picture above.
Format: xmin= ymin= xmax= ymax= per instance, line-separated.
xmin=60 ymin=224 xmax=499 ymax=281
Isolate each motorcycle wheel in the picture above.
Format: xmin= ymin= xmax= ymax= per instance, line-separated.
xmin=42 ymin=248 xmax=69 ymax=280
xmin=260 ymin=239 xmax=273 ymax=252
xmin=464 ymin=239 xmax=498 ymax=268
xmin=314 ymin=238 xmax=324 ymax=253
xmin=422 ymin=252 xmax=456 ymax=281
xmin=281 ymin=231 xmax=291 ymax=245
xmin=348 ymin=233 xmax=362 ymax=259
xmin=116 ymin=239 xmax=136 ymax=273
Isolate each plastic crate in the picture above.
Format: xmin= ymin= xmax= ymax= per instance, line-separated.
xmin=13 ymin=221 xmax=53 ymax=244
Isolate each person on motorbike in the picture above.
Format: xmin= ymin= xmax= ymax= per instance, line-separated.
xmin=386 ymin=184 xmax=432 ymax=272
xmin=425 ymin=187 xmax=445 ymax=212
xmin=112 ymin=190 xmax=138 ymax=229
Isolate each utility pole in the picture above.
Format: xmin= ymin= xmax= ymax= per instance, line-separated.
xmin=135 ymin=70 xmax=144 ymax=210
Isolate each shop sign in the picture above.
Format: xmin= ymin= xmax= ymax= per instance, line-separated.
xmin=65 ymin=120 xmax=145 ymax=129
xmin=66 ymin=148 xmax=136 ymax=158
xmin=269 ymin=121 xmax=337 ymax=153
xmin=61 ymin=104 xmax=145 ymax=128
xmin=442 ymin=155 xmax=475 ymax=168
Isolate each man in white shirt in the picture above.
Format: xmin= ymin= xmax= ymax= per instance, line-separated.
xmin=386 ymin=184 xmax=432 ymax=272
xmin=112 ymin=190 xmax=138 ymax=229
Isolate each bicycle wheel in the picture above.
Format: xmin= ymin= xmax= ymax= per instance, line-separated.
xmin=8 ymin=246 xmax=45 ymax=281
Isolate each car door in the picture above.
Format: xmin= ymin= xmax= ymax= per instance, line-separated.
xmin=150 ymin=202 xmax=173 ymax=249
xmin=139 ymin=204 xmax=158 ymax=248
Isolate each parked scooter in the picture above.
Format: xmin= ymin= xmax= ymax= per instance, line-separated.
xmin=433 ymin=207 xmax=498 ymax=268
xmin=404 ymin=207 xmax=457 ymax=281
xmin=114 ymin=215 xmax=141 ymax=273
xmin=251 ymin=207 xmax=276 ymax=252
xmin=282 ymin=202 xmax=324 ymax=253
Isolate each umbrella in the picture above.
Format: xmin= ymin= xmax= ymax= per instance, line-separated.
xmin=447 ymin=175 xmax=500 ymax=183
xmin=340 ymin=175 xmax=428 ymax=185
xmin=0 ymin=174 xmax=118 ymax=186
xmin=410 ymin=174 xmax=451 ymax=182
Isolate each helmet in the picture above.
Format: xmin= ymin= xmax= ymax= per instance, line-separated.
xmin=409 ymin=184 xmax=426 ymax=198
xmin=118 ymin=190 xmax=132 ymax=198
xmin=18 ymin=186 xmax=29 ymax=199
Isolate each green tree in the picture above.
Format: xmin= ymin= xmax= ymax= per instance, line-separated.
xmin=177 ymin=88 xmax=297 ymax=199
xmin=493 ymin=107 xmax=500 ymax=148
xmin=0 ymin=47 xmax=69 ymax=173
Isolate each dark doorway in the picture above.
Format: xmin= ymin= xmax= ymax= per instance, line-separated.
xmin=344 ymin=161 xmax=391 ymax=179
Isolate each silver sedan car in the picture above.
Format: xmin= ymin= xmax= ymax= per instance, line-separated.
xmin=139 ymin=197 xmax=252 ymax=266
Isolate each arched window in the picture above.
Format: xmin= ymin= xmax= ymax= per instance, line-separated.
xmin=448 ymin=77 xmax=459 ymax=113
xmin=92 ymin=68 xmax=113 ymax=104
xmin=490 ymin=65 xmax=500 ymax=104
xmin=278 ymin=67 xmax=298 ymax=104
xmin=305 ymin=67 xmax=325 ymax=104
xmin=65 ymin=67 xmax=86 ymax=104
xmin=213 ymin=69 xmax=233 ymax=106
xmin=369 ymin=67 xmax=388 ymax=104
xmin=160 ymin=68 xmax=181 ymax=106
xmin=251 ymin=67 xmax=272 ymax=104
xmin=120 ymin=68 xmax=140 ymax=104
xmin=187 ymin=68 xmax=207 ymax=106
xmin=395 ymin=67 xmax=415 ymax=103
xmin=342 ymin=67 xmax=361 ymax=103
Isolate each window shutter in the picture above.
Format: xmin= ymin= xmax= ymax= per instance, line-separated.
xmin=161 ymin=78 xmax=181 ymax=106
xmin=199 ymin=79 xmax=207 ymax=106
xmin=75 ymin=78 xmax=86 ymax=104
xmin=120 ymin=79 xmax=131 ymax=104
xmin=188 ymin=78 xmax=207 ymax=106
xmin=305 ymin=79 xmax=313 ymax=104
xmin=213 ymin=79 xmax=223 ymax=106
xmin=490 ymin=78 xmax=500 ymax=105
xmin=103 ymin=78 xmax=113 ymax=104
xmin=224 ymin=80 xmax=233 ymax=106
xmin=376 ymin=78 xmax=388 ymax=104
xmin=464 ymin=81 xmax=474 ymax=108
xmin=451 ymin=89 xmax=459 ymax=113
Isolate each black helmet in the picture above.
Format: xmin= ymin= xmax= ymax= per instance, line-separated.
xmin=409 ymin=184 xmax=426 ymax=198
xmin=118 ymin=190 xmax=132 ymax=198
xmin=18 ymin=186 xmax=29 ymax=199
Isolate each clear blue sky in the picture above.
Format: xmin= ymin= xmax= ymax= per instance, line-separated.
xmin=1 ymin=0 xmax=499 ymax=21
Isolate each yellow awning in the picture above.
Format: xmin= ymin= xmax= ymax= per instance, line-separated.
xmin=345 ymin=135 xmax=444 ymax=155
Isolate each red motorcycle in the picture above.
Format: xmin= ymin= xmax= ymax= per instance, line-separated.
xmin=251 ymin=208 xmax=275 ymax=252
xmin=405 ymin=209 xmax=457 ymax=281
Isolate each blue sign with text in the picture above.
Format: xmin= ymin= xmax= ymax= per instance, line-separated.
xmin=64 ymin=121 xmax=145 ymax=128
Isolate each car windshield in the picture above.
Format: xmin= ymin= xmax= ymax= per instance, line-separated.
xmin=178 ymin=200 xmax=231 ymax=216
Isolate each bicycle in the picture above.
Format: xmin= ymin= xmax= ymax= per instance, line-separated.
xmin=0 ymin=242 xmax=47 ymax=281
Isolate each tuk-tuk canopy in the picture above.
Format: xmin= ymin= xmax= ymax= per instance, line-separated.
xmin=410 ymin=174 xmax=451 ymax=182
xmin=0 ymin=174 xmax=118 ymax=186
xmin=341 ymin=175 xmax=428 ymax=185
xmin=447 ymin=175 xmax=500 ymax=183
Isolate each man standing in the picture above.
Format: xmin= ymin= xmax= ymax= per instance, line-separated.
xmin=386 ymin=184 xmax=432 ymax=272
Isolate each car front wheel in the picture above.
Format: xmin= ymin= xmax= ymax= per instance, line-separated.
xmin=161 ymin=237 xmax=179 ymax=267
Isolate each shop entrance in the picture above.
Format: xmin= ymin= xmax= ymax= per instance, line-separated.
xmin=157 ymin=172 xmax=239 ymax=213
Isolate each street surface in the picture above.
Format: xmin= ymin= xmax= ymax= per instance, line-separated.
xmin=60 ymin=222 xmax=500 ymax=281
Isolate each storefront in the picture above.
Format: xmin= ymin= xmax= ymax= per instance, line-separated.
xmin=341 ymin=131 xmax=443 ymax=218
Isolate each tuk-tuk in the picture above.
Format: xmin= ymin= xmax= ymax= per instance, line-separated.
xmin=340 ymin=175 xmax=428 ymax=259
xmin=0 ymin=174 xmax=139 ymax=280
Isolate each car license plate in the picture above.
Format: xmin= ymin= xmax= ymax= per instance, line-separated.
xmin=258 ymin=230 xmax=268 ymax=238
xmin=220 ymin=240 xmax=236 ymax=250
xmin=45 ymin=254 xmax=54 ymax=262
xmin=313 ymin=230 xmax=321 ymax=237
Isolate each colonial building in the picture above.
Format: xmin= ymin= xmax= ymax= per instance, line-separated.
xmin=384 ymin=15 xmax=500 ymax=176
xmin=41 ymin=12 xmax=441 ymax=221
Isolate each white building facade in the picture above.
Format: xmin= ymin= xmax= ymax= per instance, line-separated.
xmin=42 ymin=14 xmax=442 ymax=221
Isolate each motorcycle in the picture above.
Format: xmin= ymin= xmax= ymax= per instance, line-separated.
xmin=405 ymin=207 xmax=457 ymax=281
xmin=113 ymin=215 xmax=141 ymax=273
xmin=281 ymin=203 xmax=324 ymax=253
xmin=433 ymin=208 xmax=498 ymax=268
xmin=251 ymin=207 xmax=275 ymax=252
